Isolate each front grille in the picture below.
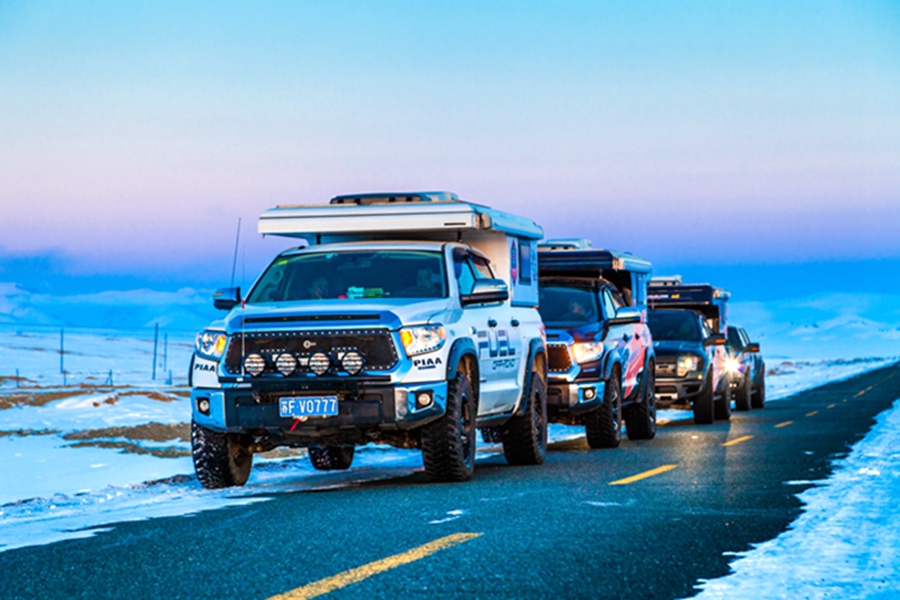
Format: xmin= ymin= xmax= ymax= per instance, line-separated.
xmin=656 ymin=363 xmax=677 ymax=377
xmin=224 ymin=329 xmax=398 ymax=375
xmin=548 ymin=343 xmax=573 ymax=373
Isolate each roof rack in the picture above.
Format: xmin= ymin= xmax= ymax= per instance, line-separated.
xmin=329 ymin=191 xmax=459 ymax=205
xmin=538 ymin=248 xmax=652 ymax=276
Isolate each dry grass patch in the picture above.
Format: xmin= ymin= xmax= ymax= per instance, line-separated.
xmin=66 ymin=440 xmax=190 ymax=459
xmin=0 ymin=389 xmax=93 ymax=410
xmin=0 ymin=428 xmax=60 ymax=438
xmin=63 ymin=422 xmax=190 ymax=443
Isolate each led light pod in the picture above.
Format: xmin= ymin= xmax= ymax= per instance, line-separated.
xmin=243 ymin=353 xmax=266 ymax=376
xmin=341 ymin=350 xmax=364 ymax=375
xmin=275 ymin=353 xmax=298 ymax=376
xmin=309 ymin=351 xmax=331 ymax=376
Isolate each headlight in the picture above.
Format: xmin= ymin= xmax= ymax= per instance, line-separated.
xmin=400 ymin=325 xmax=446 ymax=357
xmin=677 ymin=355 xmax=700 ymax=377
xmin=725 ymin=357 xmax=743 ymax=375
xmin=572 ymin=342 xmax=605 ymax=364
xmin=195 ymin=330 xmax=227 ymax=361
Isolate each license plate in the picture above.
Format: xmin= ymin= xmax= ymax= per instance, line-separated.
xmin=279 ymin=396 xmax=339 ymax=418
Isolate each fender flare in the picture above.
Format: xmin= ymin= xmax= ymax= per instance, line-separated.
xmin=446 ymin=338 xmax=479 ymax=388
xmin=635 ymin=346 xmax=656 ymax=402
xmin=514 ymin=337 xmax=547 ymax=417
xmin=601 ymin=347 xmax=623 ymax=384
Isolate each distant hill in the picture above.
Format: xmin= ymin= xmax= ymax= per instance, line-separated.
xmin=2 ymin=282 xmax=898 ymax=360
xmin=730 ymin=292 xmax=900 ymax=360
xmin=0 ymin=283 xmax=217 ymax=333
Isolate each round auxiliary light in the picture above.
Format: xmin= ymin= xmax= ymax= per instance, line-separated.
xmin=416 ymin=392 xmax=433 ymax=409
xmin=308 ymin=351 xmax=331 ymax=376
xmin=341 ymin=350 xmax=365 ymax=375
xmin=275 ymin=353 xmax=298 ymax=376
xmin=243 ymin=353 xmax=266 ymax=377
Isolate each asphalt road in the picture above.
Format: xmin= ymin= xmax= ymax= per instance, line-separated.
xmin=2 ymin=364 xmax=899 ymax=600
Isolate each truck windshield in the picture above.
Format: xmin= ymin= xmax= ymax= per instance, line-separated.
xmin=246 ymin=250 xmax=447 ymax=303
xmin=538 ymin=286 xmax=599 ymax=326
xmin=647 ymin=311 xmax=702 ymax=342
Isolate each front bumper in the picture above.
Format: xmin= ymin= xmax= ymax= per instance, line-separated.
xmin=654 ymin=373 xmax=707 ymax=404
xmin=192 ymin=377 xmax=448 ymax=439
xmin=547 ymin=380 xmax=606 ymax=417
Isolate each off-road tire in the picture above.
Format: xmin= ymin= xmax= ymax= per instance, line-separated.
xmin=481 ymin=427 xmax=503 ymax=443
xmin=752 ymin=373 xmax=766 ymax=409
xmin=501 ymin=369 xmax=548 ymax=465
xmin=693 ymin=370 xmax=715 ymax=425
xmin=733 ymin=376 xmax=752 ymax=411
xmin=191 ymin=420 xmax=253 ymax=489
xmin=585 ymin=370 xmax=622 ymax=448
xmin=625 ymin=363 xmax=657 ymax=440
xmin=309 ymin=446 xmax=355 ymax=471
xmin=715 ymin=382 xmax=732 ymax=421
xmin=421 ymin=370 xmax=476 ymax=482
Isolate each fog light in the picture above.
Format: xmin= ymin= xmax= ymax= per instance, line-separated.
xmin=243 ymin=353 xmax=266 ymax=377
xmin=416 ymin=391 xmax=433 ymax=409
xmin=341 ymin=350 xmax=364 ymax=375
xmin=584 ymin=387 xmax=596 ymax=401
xmin=309 ymin=351 xmax=330 ymax=376
xmin=197 ymin=398 xmax=210 ymax=415
xmin=275 ymin=353 xmax=298 ymax=376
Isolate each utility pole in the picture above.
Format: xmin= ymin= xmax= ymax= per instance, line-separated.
xmin=152 ymin=324 xmax=159 ymax=381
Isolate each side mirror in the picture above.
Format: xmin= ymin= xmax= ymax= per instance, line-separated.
xmin=213 ymin=287 xmax=241 ymax=311
xmin=461 ymin=279 xmax=509 ymax=306
xmin=744 ymin=342 xmax=760 ymax=353
xmin=703 ymin=333 xmax=726 ymax=346
xmin=608 ymin=306 xmax=641 ymax=325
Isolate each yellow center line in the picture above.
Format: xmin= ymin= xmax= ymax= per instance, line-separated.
xmin=775 ymin=420 xmax=794 ymax=428
xmin=806 ymin=410 xmax=819 ymax=417
xmin=854 ymin=388 xmax=869 ymax=397
xmin=267 ymin=532 xmax=482 ymax=600
xmin=842 ymin=399 xmax=848 ymax=403
xmin=609 ymin=464 xmax=678 ymax=485
xmin=722 ymin=435 xmax=754 ymax=447
xmin=826 ymin=404 xmax=836 ymax=409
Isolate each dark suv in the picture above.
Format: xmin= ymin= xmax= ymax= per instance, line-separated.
xmin=725 ymin=326 xmax=766 ymax=410
xmin=647 ymin=278 xmax=731 ymax=424
xmin=646 ymin=309 xmax=726 ymax=424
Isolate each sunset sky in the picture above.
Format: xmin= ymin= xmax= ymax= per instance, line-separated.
xmin=1 ymin=1 xmax=898 ymax=297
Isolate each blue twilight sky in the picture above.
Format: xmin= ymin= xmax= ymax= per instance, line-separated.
xmin=1 ymin=1 xmax=899 ymax=297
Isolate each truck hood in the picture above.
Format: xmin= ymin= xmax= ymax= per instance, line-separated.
xmin=652 ymin=339 xmax=704 ymax=357
xmin=222 ymin=298 xmax=454 ymax=334
xmin=545 ymin=322 xmax=604 ymax=344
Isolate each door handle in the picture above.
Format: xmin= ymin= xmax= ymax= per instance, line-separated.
xmin=488 ymin=318 xmax=498 ymax=328
xmin=510 ymin=319 xmax=520 ymax=328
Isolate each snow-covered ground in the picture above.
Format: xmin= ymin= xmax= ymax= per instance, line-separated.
xmin=2 ymin=303 xmax=900 ymax=597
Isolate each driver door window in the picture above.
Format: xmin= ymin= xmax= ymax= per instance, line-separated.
xmin=601 ymin=289 xmax=618 ymax=320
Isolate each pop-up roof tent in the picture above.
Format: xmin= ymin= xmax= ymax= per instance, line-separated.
xmin=647 ymin=276 xmax=730 ymax=333
xmin=257 ymin=191 xmax=544 ymax=307
xmin=537 ymin=239 xmax=652 ymax=307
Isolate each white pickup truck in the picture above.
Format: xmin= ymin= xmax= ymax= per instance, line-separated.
xmin=190 ymin=192 xmax=548 ymax=485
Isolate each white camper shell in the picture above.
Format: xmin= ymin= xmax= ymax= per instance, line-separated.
xmin=257 ymin=192 xmax=543 ymax=308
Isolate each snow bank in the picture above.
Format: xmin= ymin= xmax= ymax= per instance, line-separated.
xmin=693 ymin=397 xmax=900 ymax=599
